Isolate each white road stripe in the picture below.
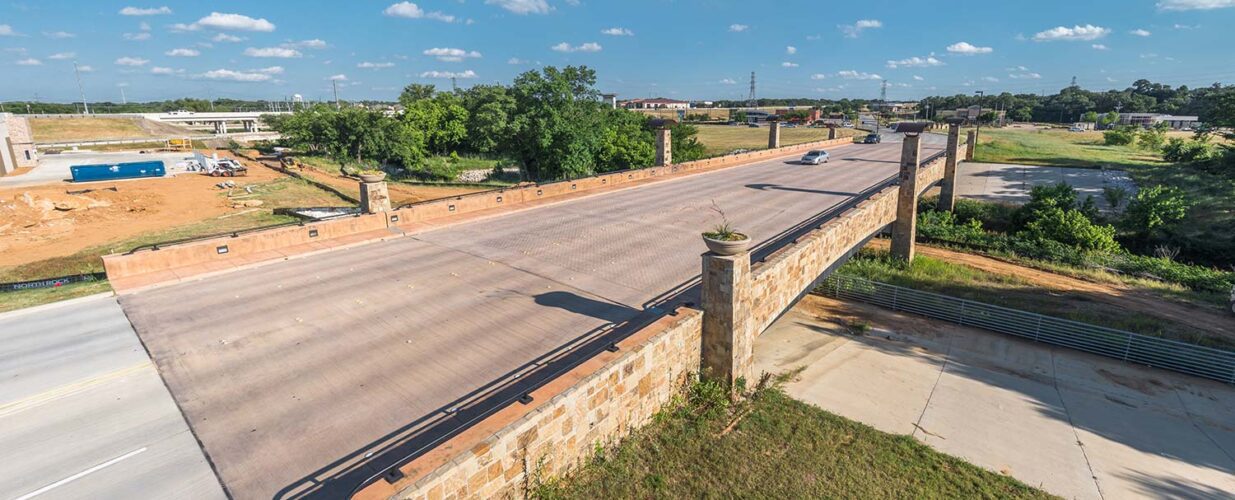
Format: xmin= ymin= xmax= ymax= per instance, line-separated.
xmin=14 ymin=447 xmax=147 ymax=500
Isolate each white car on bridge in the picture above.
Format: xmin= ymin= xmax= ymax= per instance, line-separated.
xmin=800 ymin=150 xmax=830 ymax=165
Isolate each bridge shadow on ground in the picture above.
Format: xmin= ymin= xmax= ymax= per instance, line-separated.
xmin=782 ymin=297 xmax=1235 ymax=495
xmin=746 ymin=183 xmax=857 ymax=197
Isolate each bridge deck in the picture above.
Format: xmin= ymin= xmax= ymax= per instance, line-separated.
xmin=117 ymin=136 xmax=943 ymax=498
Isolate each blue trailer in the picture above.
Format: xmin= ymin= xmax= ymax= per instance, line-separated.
xmin=69 ymin=160 xmax=166 ymax=183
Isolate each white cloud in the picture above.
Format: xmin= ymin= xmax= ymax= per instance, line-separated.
xmin=0 ymin=24 xmax=15 ymax=36
xmin=507 ymin=57 xmax=526 ymax=64
xmin=839 ymin=19 xmax=881 ymax=38
xmin=1130 ymin=29 xmax=1152 ymax=36
xmin=1009 ymin=72 xmax=1042 ymax=79
xmin=244 ymin=47 xmax=301 ymax=58
xmin=837 ymin=70 xmax=882 ymax=80
xmin=423 ymin=47 xmax=482 ymax=62
xmin=383 ymin=2 xmax=456 ymax=22
xmin=48 ymin=52 xmax=75 ymax=60
xmin=212 ymin=33 xmax=244 ymax=42
xmin=77 ymin=65 xmax=93 ymax=72
xmin=1173 ymin=23 xmax=1200 ymax=29
xmin=140 ymin=22 xmax=151 ymax=31
xmin=719 ymin=78 xmax=736 ymax=84
xmin=44 ymin=31 xmax=75 ymax=39
xmin=550 ymin=42 xmax=601 ymax=53
xmin=885 ymin=56 xmax=943 ymax=69
xmin=1032 ymin=24 xmax=1110 ymax=42
xmin=166 ymin=48 xmax=199 ymax=57
xmin=16 ymin=58 xmax=42 ymax=66
xmin=123 ymin=32 xmax=152 ymax=41
xmin=328 ymin=74 xmax=348 ymax=81
xmin=485 ymin=0 xmax=551 ymax=15
xmin=357 ymin=61 xmax=395 ymax=68
xmin=421 ymin=70 xmax=477 ymax=78
xmin=150 ymin=66 xmax=183 ymax=75
xmin=115 ymin=56 xmax=149 ymax=66
xmin=946 ymin=42 xmax=993 ymax=55
xmin=1091 ymin=43 xmax=1109 ymax=50
xmin=119 ymin=6 xmax=172 ymax=15
xmin=287 ymin=39 xmax=327 ymax=49
xmin=1157 ymin=0 xmax=1235 ymax=10
xmin=786 ymin=46 xmax=797 ymax=54
xmin=981 ymin=76 xmax=1000 ymax=82
xmin=256 ymin=66 xmax=283 ymax=74
xmin=194 ymin=12 xmax=276 ymax=32
xmin=781 ymin=61 xmax=799 ymax=68
xmin=728 ymin=24 xmax=749 ymax=32
xmin=810 ymin=73 xmax=827 ymax=80
xmin=913 ymin=75 xmax=925 ymax=81
xmin=601 ymin=27 xmax=633 ymax=36
xmin=198 ymin=68 xmax=273 ymax=82
xmin=1008 ymin=65 xmax=1029 ymax=71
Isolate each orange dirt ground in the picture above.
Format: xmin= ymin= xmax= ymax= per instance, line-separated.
xmin=273 ymin=157 xmax=485 ymax=206
xmin=0 ymin=152 xmax=283 ymax=268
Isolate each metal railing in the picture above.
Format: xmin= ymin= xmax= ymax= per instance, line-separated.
xmin=820 ymin=274 xmax=1235 ymax=385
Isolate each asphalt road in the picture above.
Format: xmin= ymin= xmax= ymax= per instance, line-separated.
xmin=0 ymin=295 xmax=224 ymax=500
xmin=118 ymin=135 xmax=945 ymax=498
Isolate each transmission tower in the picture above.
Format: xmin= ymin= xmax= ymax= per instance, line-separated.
xmin=451 ymin=76 xmax=458 ymax=91
xmin=747 ymin=71 xmax=756 ymax=108
xmin=1070 ymin=75 xmax=1078 ymax=87
xmin=880 ymin=79 xmax=888 ymax=103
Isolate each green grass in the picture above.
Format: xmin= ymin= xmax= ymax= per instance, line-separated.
xmin=536 ymin=377 xmax=1052 ymax=499
xmin=694 ymin=125 xmax=862 ymax=155
xmin=974 ymin=128 xmax=1166 ymax=169
xmin=0 ymin=280 xmax=113 ymax=314
xmin=837 ymin=248 xmax=1230 ymax=349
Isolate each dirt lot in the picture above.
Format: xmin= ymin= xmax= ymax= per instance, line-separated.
xmin=0 ymin=152 xmax=338 ymax=271
xmin=270 ymin=156 xmax=488 ymax=206
xmin=29 ymin=117 xmax=194 ymax=143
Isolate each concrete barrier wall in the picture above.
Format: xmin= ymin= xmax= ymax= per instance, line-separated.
xmin=105 ymin=136 xmax=854 ymax=284
xmin=356 ymin=309 xmax=704 ymax=500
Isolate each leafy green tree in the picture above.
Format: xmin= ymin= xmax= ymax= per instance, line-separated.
xmin=595 ymin=109 xmax=654 ymax=171
xmin=1020 ymin=207 xmax=1121 ymax=253
xmin=1125 ymin=185 xmax=1190 ymax=238
xmin=459 ymin=85 xmax=516 ymax=153
xmin=1010 ymin=106 xmax=1033 ymax=122
xmin=1081 ymin=111 xmax=1099 ymax=123
xmin=1103 ymin=126 xmax=1137 ymax=146
xmin=669 ymin=123 xmax=707 ymax=162
xmin=1136 ymin=123 xmax=1168 ymax=151
xmin=506 ymin=65 xmax=608 ymax=180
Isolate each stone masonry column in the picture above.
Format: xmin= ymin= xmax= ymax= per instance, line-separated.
xmin=360 ymin=180 xmax=391 ymax=214
xmin=827 ymin=127 xmax=837 ymax=140
xmin=655 ymin=127 xmax=672 ymax=166
xmin=965 ymin=130 xmax=977 ymax=160
xmin=701 ymin=251 xmax=753 ymax=388
xmin=768 ymin=120 xmax=781 ymax=149
xmin=891 ymin=133 xmax=922 ymax=262
xmin=937 ymin=122 xmax=962 ymax=212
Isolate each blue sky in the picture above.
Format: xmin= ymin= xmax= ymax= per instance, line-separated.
xmin=2 ymin=0 xmax=1234 ymax=103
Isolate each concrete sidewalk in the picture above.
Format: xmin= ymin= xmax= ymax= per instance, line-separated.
xmin=755 ymin=296 xmax=1235 ymax=500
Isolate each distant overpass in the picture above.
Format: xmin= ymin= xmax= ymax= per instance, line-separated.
xmin=141 ymin=111 xmax=291 ymax=134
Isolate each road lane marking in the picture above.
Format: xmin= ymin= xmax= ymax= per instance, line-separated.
xmin=14 ymin=447 xmax=147 ymax=500
xmin=0 ymin=362 xmax=151 ymax=418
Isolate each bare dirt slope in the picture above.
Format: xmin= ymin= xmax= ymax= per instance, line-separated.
xmin=866 ymin=239 xmax=1233 ymax=340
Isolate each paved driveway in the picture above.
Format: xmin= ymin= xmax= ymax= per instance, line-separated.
xmin=0 ymin=295 xmax=224 ymax=500
xmin=756 ymin=296 xmax=1235 ymax=499
xmin=954 ymin=162 xmax=1136 ymax=209
xmin=117 ymin=136 xmax=944 ymax=498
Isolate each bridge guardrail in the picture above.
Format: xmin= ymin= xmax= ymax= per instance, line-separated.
xmin=820 ymin=274 xmax=1235 ymax=385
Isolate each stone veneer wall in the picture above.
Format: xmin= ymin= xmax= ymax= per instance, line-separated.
xmin=370 ymin=310 xmax=703 ymax=500
xmin=748 ymin=153 xmax=947 ymax=336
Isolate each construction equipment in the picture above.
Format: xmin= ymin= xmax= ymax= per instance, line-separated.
xmin=190 ymin=152 xmax=249 ymax=177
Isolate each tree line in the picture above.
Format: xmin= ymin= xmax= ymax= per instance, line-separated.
xmin=266 ymin=66 xmax=705 ymax=182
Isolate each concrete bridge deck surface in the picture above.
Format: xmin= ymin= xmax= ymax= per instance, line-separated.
xmin=117 ymin=135 xmax=945 ymax=498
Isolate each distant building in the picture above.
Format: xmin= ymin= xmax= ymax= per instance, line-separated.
xmin=939 ymin=106 xmax=1007 ymax=125
xmin=600 ymin=93 xmax=618 ymax=109
xmin=875 ymin=101 xmax=919 ymax=118
xmin=774 ymin=108 xmax=823 ymax=123
xmin=619 ymin=97 xmax=690 ymax=110
xmin=0 ymin=113 xmax=37 ymax=176
xmin=1117 ymin=113 xmax=1200 ymax=130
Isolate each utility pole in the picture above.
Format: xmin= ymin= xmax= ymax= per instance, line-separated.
xmin=974 ymin=90 xmax=985 ymax=144
xmin=747 ymin=71 xmax=756 ymax=109
xmin=333 ymin=79 xmax=340 ymax=109
xmin=120 ymin=86 xmax=127 ymax=105
xmin=73 ymin=62 xmax=90 ymax=114
xmin=451 ymin=76 xmax=457 ymax=91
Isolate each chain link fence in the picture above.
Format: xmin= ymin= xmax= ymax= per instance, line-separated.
xmin=820 ymin=274 xmax=1235 ymax=385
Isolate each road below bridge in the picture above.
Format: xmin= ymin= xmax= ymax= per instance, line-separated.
xmin=117 ymin=134 xmax=945 ymax=498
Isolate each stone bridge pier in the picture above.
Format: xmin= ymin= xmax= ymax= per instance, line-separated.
xmin=699 ymin=122 xmax=966 ymax=389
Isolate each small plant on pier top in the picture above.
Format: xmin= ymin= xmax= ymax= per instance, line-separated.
xmin=702 ymin=200 xmax=748 ymax=242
